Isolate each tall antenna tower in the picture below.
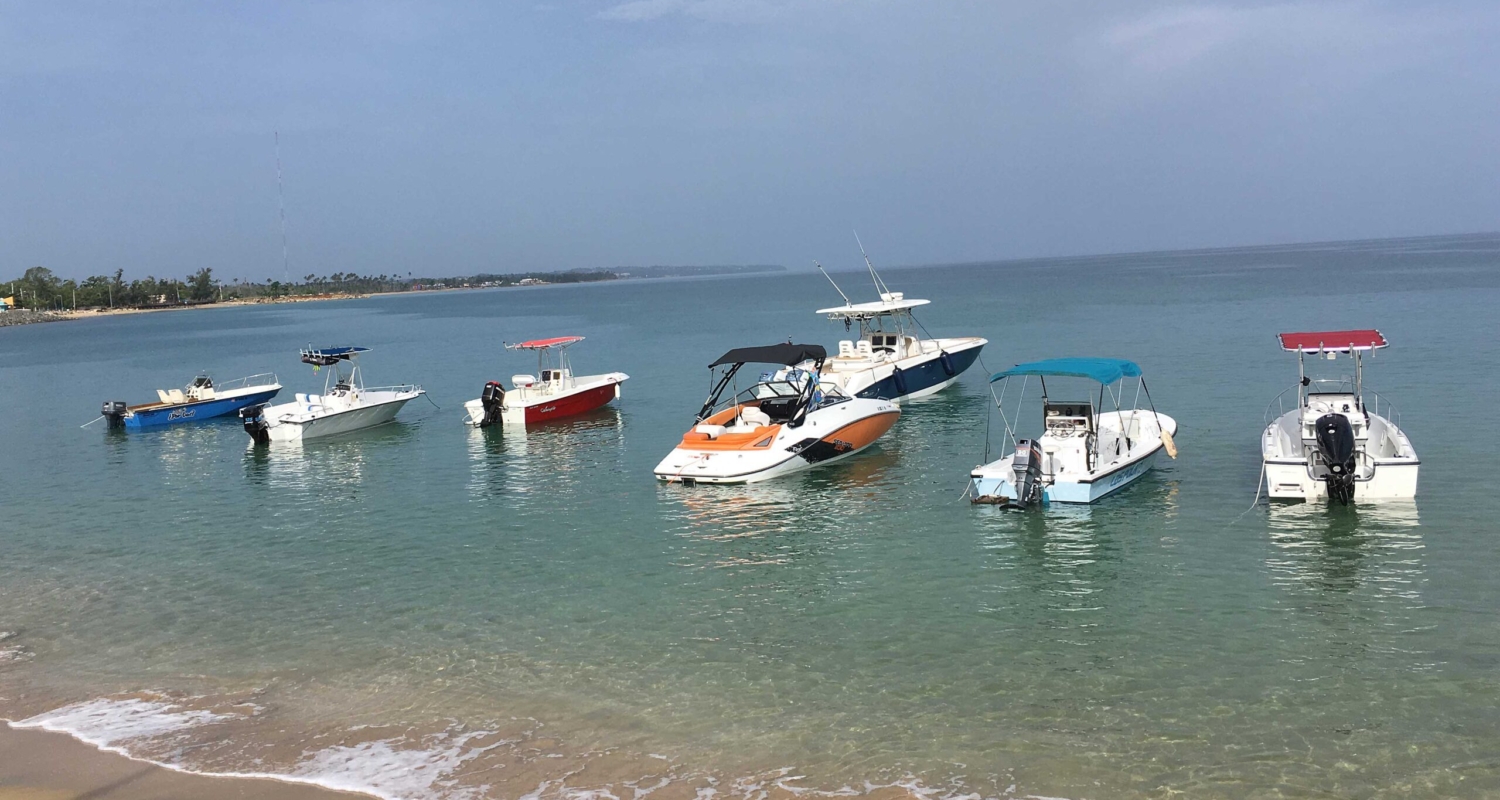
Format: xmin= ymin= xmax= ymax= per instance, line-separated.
xmin=275 ymin=131 xmax=289 ymax=286
xmin=853 ymin=231 xmax=892 ymax=297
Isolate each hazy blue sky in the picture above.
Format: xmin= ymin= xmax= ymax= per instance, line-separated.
xmin=3 ymin=1 xmax=1497 ymax=281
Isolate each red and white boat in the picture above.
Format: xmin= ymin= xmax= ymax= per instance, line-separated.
xmin=462 ymin=336 xmax=628 ymax=428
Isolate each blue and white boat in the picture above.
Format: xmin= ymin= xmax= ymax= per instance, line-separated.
xmin=779 ymin=241 xmax=985 ymax=403
xmin=970 ymin=358 xmax=1177 ymax=507
xmin=102 ymin=373 xmax=282 ymax=431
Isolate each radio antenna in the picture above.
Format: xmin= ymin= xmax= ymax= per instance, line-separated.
xmin=275 ymin=131 xmax=289 ymax=286
xmin=815 ymin=261 xmax=852 ymax=306
xmin=853 ymin=230 xmax=892 ymax=297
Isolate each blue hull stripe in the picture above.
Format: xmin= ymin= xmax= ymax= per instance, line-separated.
xmin=125 ymin=388 xmax=281 ymax=429
xmin=855 ymin=346 xmax=982 ymax=401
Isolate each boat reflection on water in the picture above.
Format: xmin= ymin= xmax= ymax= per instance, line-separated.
xmin=242 ymin=420 xmax=419 ymax=493
xmin=464 ymin=406 xmax=625 ymax=503
xmin=658 ymin=446 xmax=901 ymax=571
xmin=970 ymin=476 xmax=1181 ymax=626
xmin=1263 ymin=501 xmax=1427 ymax=668
xmin=1265 ymin=500 xmax=1423 ymax=600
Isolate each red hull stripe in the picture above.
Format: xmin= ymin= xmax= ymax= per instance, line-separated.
xmin=523 ymin=382 xmax=619 ymax=423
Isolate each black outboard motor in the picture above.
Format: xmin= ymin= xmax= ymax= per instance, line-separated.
xmin=1315 ymin=413 xmax=1357 ymax=505
xmin=1011 ymin=438 xmax=1045 ymax=508
xmin=240 ymin=403 xmax=271 ymax=444
xmin=478 ymin=381 xmax=507 ymax=427
xmin=102 ymin=400 xmax=127 ymax=429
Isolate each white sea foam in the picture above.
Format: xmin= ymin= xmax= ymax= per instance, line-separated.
xmin=289 ymin=729 xmax=498 ymax=800
xmin=6 ymin=696 xmax=509 ymax=800
xmin=12 ymin=696 xmax=232 ymax=757
xmin=6 ymin=696 xmax=1077 ymax=800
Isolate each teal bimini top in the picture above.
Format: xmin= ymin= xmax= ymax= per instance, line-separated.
xmin=990 ymin=357 xmax=1142 ymax=385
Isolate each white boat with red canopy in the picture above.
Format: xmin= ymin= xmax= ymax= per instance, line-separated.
xmin=1262 ymin=329 xmax=1419 ymax=504
xmin=462 ymin=336 xmax=628 ymax=428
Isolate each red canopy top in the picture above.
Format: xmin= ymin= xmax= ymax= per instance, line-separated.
xmin=509 ymin=335 xmax=584 ymax=350
xmin=1278 ymin=329 xmax=1387 ymax=353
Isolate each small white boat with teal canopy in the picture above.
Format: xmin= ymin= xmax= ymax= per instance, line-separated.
xmin=239 ymin=347 xmax=424 ymax=443
xmin=970 ymin=358 xmax=1177 ymax=507
xmin=102 ymin=373 xmax=281 ymax=431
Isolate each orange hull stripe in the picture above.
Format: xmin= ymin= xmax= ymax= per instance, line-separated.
xmin=821 ymin=410 xmax=900 ymax=450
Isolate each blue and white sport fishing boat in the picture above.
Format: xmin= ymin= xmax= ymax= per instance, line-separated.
xmin=970 ymin=358 xmax=1177 ymax=507
xmin=779 ymin=239 xmax=985 ymax=403
xmin=102 ymin=374 xmax=281 ymax=430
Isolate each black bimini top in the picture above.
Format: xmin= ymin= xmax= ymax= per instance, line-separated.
xmin=710 ymin=343 xmax=827 ymax=368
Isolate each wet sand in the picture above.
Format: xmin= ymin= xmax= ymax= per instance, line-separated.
xmin=0 ymin=725 xmax=373 ymax=800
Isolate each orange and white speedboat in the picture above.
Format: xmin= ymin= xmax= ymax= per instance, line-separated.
xmin=654 ymin=343 xmax=900 ymax=485
xmin=462 ymin=336 xmax=627 ymax=428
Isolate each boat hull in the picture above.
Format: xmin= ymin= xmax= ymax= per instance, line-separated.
xmin=846 ymin=339 xmax=984 ymax=402
xmin=655 ymin=403 xmax=900 ymax=485
xmin=972 ymin=447 xmax=1162 ymax=505
xmin=124 ymin=387 xmax=281 ymax=430
xmin=259 ymin=393 xmax=418 ymax=442
xmin=970 ymin=412 xmax=1177 ymax=505
xmin=1261 ymin=409 xmax=1419 ymax=502
xmin=462 ymin=373 xmax=627 ymax=428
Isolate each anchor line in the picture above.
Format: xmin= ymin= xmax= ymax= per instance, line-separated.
xmin=1225 ymin=461 xmax=1268 ymax=529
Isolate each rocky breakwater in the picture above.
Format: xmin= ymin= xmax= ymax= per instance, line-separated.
xmin=0 ymin=310 xmax=64 ymax=327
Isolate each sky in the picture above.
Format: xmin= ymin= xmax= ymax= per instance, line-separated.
xmin=2 ymin=0 xmax=1498 ymax=282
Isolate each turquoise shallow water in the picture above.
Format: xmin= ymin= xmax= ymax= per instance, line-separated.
xmin=3 ymin=234 xmax=1500 ymax=799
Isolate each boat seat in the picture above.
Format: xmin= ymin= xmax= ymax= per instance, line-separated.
xmin=856 ymin=340 xmax=873 ymax=357
xmin=511 ymin=374 xmax=536 ymax=388
xmin=157 ymin=389 xmax=173 ymax=404
xmin=196 ymin=387 xmax=215 ymax=400
xmin=739 ymin=407 xmax=772 ymax=428
xmin=694 ymin=424 xmax=727 ymax=440
xmin=838 ymin=340 xmax=856 ymax=357
xmin=167 ymin=389 xmax=187 ymax=404
xmin=295 ymin=393 xmax=308 ymax=405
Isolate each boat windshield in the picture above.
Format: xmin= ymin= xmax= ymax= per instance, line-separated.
xmin=736 ymin=380 xmax=803 ymax=402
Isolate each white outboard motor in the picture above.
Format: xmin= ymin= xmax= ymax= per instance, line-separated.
xmin=1011 ymin=438 xmax=1045 ymax=508
xmin=1315 ymin=413 xmax=1357 ymax=505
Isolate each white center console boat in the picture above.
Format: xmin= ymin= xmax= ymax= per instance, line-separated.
xmin=1262 ymin=330 xmax=1418 ymax=504
xmin=971 ymin=358 xmax=1177 ymax=507
xmin=240 ymin=347 xmax=425 ymax=443
xmin=462 ymin=336 xmax=627 ymax=428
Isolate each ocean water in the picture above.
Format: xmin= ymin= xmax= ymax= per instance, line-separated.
xmin=3 ymin=234 xmax=1500 ymax=799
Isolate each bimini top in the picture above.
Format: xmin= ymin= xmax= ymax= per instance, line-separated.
xmin=710 ymin=343 xmax=827 ymax=368
xmin=817 ymin=294 xmax=931 ymax=318
xmin=301 ymin=346 xmax=370 ymax=366
xmin=991 ymin=357 xmax=1143 ymax=385
xmin=508 ymin=336 xmax=584 ymax=350
xmin=1278 ymin=329 xmax=1387 ymax=353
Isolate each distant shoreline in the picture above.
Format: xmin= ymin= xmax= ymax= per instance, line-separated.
xmin=2 ymin=265 xmax=789 ymax=327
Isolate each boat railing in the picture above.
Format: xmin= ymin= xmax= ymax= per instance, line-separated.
xmin=214 ymin=373 xmax=280 ymax=391
xmin=1263 ymin=380 xmax=1400 ymax=426
xmin=1362 ymin=387 xmax=1401 ymax=427
xmin=1263 ymin=383 xmax=1301 ymax=425
xmin=362 ymin=383 xmax=423 ymax=394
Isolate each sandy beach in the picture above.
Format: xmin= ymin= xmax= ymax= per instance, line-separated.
xmin=0 ymin=725 xmax=373 ymax=800
xmin=52 ymin=293 xmax=374 ymax=321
